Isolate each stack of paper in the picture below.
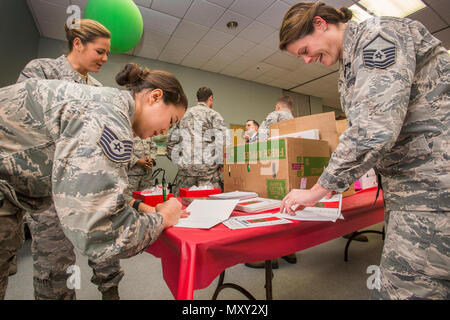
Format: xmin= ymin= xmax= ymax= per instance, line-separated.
xmin=235 ymin=197 xmax=282 ymax=213
xmin=209 ymin=191 xmax=258 ymax=200
xmin=174 ymin=199 xmax=239 ymax=229
xmin=223 ymin=213 xmax=292 ymax=230
xmin=268 ymin=129 xmax=319 ymax=141
xmin=276 ymin=194 xmax=343 ymax=222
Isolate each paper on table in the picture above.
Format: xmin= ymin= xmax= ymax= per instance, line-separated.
xmin=276 ymin=194 xmax=344 ymax=222
xmin=209 ymin=191 xmax=258 ymax=200
xmin=223 ymin=213 xmax=292 ymax=229
xmin=174 ymin=199 xmax=240 ymax=229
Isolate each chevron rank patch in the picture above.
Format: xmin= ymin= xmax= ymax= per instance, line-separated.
xmin=363 ymin=34 xmax=396 ymax=69
xmin=98 ymin=126 xmax=133 ymax=163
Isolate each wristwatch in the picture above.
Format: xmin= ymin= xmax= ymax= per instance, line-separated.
xmin=132 ymin=199 xmax=143 ymax=211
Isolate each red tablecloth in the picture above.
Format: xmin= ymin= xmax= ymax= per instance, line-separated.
xmin=146 ymin=187 xmax=384 ymax=300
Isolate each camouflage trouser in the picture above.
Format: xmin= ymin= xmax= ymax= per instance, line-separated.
xmin=172 ymin=173 xmax=221 ymax=197
xmin=25 ymin=204 xmax=124 ymax=300
xmin=372 ymin=210 xmax=450 ymax=300
xmin=126 ymin=173 xmax=153 ymax=202
xmin=0 ymin=204 xmax=24 ymax=300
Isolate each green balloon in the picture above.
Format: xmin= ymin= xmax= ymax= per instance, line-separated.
xmin=84 ymin=0 xmax=143 ymax=53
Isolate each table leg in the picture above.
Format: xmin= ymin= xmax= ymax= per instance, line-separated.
xmin=264 ymin=260 xmax=273 ymax=300
xmin=211 ymin=270 xmax=256 ymax=300
xmin=344 ymin=229 xmax=385 ymax=262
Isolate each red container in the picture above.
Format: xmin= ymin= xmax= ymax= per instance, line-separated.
xmin=133 ymin=191 xmax=174 ymax=207
xmin=179 ymin=188 xmax=222 ymax=198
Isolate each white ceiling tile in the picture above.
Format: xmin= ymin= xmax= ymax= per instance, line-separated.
xmin=151 ymin=0 xmax=192 ymax=18
xmin=182 ymin=43 xmax=221 ymax=66
xmin=264 ymin=65 xmax=288 ymax=78
xmin=172 ymin=20 xmax=209 ymax=42
xmin=222 ymin=37 xmax=256 ymax=55
xmin=256 ymin=0 xmax=291 ymax=29
xmin=202 ymin=59 xmax=226 ymax=73
xmin=425 ymin=0 xmax=450 ymax=25
xmin=260 ymin=30 xmax=280 ymax=49
xmin=238 ymin=20 xmax=276 ymax=43
xmin=40 ymin=0 xmax=71 ymax=6
xmin=238 ymin=70 xmax=259 ymax=81
xmin=138 ymin=6 xmax=180 ymax=35
xmin=243 ymin=43 xmax=278 ymax=62
xmin=322 ymin=0 xmax=355 ymax=8
xmin=407 ymin=7 xmax=447 ymax=33
xmin=206 ymin=0 xmax=234 ymax=8
xmin=158 ymin=36 xmax=197 ymax=64
xmin=134 ymin=41 xmax=162 ymax=60
xmin=255 ymin=73 xmax=277 ymax=84
xmin=37 ymin=20 xmax=67 ymax=41
xmin=229 ymin=0 xmax=276 ymax=19
xmin=198 ymin=28 xmax=234 ymax=49
xmin=264 ymin=51 xmax=302 ymax=70
xmin=220 ymin=62 xmax=246 ymax=77
xmin=133 ymin=0 xmax=152 ymax=8
xmin=139 ymin=28 xmax=170 ymax=49
xmin=213 ymin=10 xmax=253 ymax=36
xmin=184 ymin=0 xmax=225 ymax=28
xmin=269 ymin=78 xmax=296 ymax=89
xmin=29 ymin=0 xmax=68 ymax=26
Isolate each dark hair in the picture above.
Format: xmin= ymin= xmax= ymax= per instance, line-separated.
xmin=116 ymin=63 xmax=188 ymax=109
xmin=246 ymin=120 xmax=259 ymax=128
xmin=64 ymin=19 xmax=111 ymax=52
xmin=277 ymin=95 xmax=293 ymax=109
xmin=196 ymin=87 xmax=213 ymax=102
xmin=279 ymin=1 xmax=353 ymax=51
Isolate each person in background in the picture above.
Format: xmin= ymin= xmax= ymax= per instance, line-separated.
xmin=279 ymin=2 xmax=449 ymax=299
xmin=0 ymin=62 xmax=189 ymax=300
xmin=244 ymin=120 xmax=259 ymax=144
xmin=15 ymin=19 xmax=127 ymax=300
xmin=125 ymin=137 xmax=158 ymax=203
xmin=167 ymin=87 xmax=227 ymax=196
xmin=258 ymin=95 xmax=294 ymax=140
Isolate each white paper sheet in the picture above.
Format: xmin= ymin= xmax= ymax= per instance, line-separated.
xmin=209 ymin=191 xmax=258 ymax=200
xmin=276 ymin=194 xmax=344 ymax=222
xmin=174 ymin=199 xmax=240 ymax=229
xmin=223 ymin=213 xmax=292 ymax=230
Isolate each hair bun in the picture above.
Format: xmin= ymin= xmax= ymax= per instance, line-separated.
xmin=115 ymin=63 xmax=144 ymax=88
xmin=339 ymin=7 xmax=353 ymax=23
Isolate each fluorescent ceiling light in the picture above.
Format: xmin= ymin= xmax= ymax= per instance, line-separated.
xmin=358 ymin=0 xmax=426 ymax=18
xmin=349 ymin=4 xmax=373 ymax=23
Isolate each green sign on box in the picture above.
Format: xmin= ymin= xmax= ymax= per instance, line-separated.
xmin=226 ymin=139 xmax=286 ymax=164
xmin=295 ymin=156 xmax=329 ymax=177
xmin=266 ymin=179 xmax=287 ymax=200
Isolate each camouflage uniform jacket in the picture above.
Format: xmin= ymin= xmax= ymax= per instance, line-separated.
xmin=259 ymin=110 xmax=293 ymax=132
xmin=128 ymin=137 xmax=158 ymax=176
xmin=166 ymin=102 xmax=227 ymax=177
xmin=0 ymin=79 xmax=164 ymax=260
xmin=17 ymin=54 xmax=102 ymax=86
xmin=318 ymin=18 xmax=450 ymax=211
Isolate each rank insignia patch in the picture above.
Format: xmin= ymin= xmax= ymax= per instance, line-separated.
xmin=98 ymin=126 xmax=133 ymax=163
xmin=363 ymin=34 xmax=396 ymax=69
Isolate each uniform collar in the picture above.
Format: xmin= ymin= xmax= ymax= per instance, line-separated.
xmin=57 ymin=55 xmax=102 ymax=86
xmin=342 ymin=21 xmax=358 ymax=65
xmin=197 ymin=102 xmax=209 ymax=108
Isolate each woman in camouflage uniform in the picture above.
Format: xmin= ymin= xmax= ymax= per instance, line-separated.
xmin=15 ymin=19 xmax=127 ymax=300
xmin=279 ymin=2 xmax=449 ymax=299
xmin=0 ymin=63 xmax=189 ymax=300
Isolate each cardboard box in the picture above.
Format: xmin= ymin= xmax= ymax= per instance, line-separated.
xmin=270 ymin=112 xmax=339 ymax=155
xmin=224 ymin=138 xmax=330 ymax=200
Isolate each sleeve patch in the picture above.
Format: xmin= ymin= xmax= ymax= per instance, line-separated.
xmin=98 ymin=126 xmax=133 ymax=163
xmin=363 ymin=34 xmax=396 ymax=69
